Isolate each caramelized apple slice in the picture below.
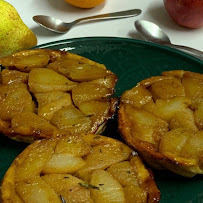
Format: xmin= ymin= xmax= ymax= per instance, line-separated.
xmin=0 ymin=50 xmax=50 ymax=72
xmin=194 ymin=102 xmax=203 ymax=129
xmin=42 ymin=174 xmax=93 ymax=203
xmin=46 ymin=59 xmax=79 ymax=77
xmin=169 ymin=108 xmax=198 ymax=131
xmin=1 ymin=69 xmax=29 ymax=84
xmin=182 ymin=72 xmax=203 ymax=109
xmin=121 ymin=86 xmax=153 ymax=108
xmin=78 ymin=101 xmax=111 ymax=132
xmin=89 ymin=74 xmax=118 ymax=89
xmin=15 ymin=177 xmax=61 ymax=203
xmin=130 ymin=156 xmax=160 ymax=203
xmin=149 ymin=77 xmax=185 ymax=100
xmin=55 ymin=136 xmax=92 ymax=157
xmin=180 ymin=131 xmax=203 ymax=161
xmin=123 ymin=186 xmax=147 ymax=203
xmin=0 ymin=81 xmax=27 ymax=95
xmin=159 ymin=128 xmax=190 ymax=159
xmin=35 ymin=92 xmax=73 ymax=120
xmin=68 ymin=64 xmax=109 ymax=82
xmin=65 ymin=52 xmax=107 ymax=70
xmin=72 ymin=82 xmax=112 ymax=106
xmin=162 ymin=70 xmax=185 ymax=79
xmin=124 ymin=104 xmax=168 ymax=145
xmin=76 ymin=142 xmax=132 ymax=182
xmin=50 ymin=106 xmax=92 ymax=134
xmin=90 ymin=169 xmax=125 ymax=203
xmin=12 ymin=191 xmax=24 ymax=203
xmin=0 ymin=82 xmax=35 ymax=120
xmin=11 ymin=112 xmax=59 ymax=140
xmin=42 ymin=153 xmax=86 ymax=174
xmin=139 ymin=76 xmax=168 ymax=88
xmin=152 ymin=97 xmax=191 ymax=122
xmin=107 ymin=161 xmax=139 ymax=187
xmin=28 ymin=68 xmax=78 ymax=93
xmin=47 ymin=58 xmax=109 ymax=82
xmin=15 ymin=139 xmax=55 ymax=181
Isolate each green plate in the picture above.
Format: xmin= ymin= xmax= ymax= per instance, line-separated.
xmin=0 ymin=37 xmax=203 ymax=203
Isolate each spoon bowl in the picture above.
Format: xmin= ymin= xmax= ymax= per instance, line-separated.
xmin=33 ymin=9 xmax=142 ymax=34
xmin=135 ymin=20 xmax=171 ymax=44
xmin=33 ymin=16 xmax=71 ymax=33
xmin=134 ymin=20 xmax=203 ymax=60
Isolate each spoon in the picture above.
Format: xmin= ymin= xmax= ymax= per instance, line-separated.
xmin=134 ymin=20 xmax=203 ymax=60
xmin=33 ymin=9 xmax=141 ymax=34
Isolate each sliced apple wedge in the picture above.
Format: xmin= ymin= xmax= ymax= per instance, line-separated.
xmin=0 ymin=82 xmax=35 ymax=121
xmin=182 ymin=71 xmax=203 ymax=109
xmin=50 ymin=106 xmax=92 ymax=134
xmin=42 ymin=153 xmax=86 ymax=174
xmin=169 ymin=108 xmax=198 ymax=131
xmin=107 ymin=161 xmax=139 ymax=187
xmin=89 ymin=74 xmax=118 ymax=89
xmin=72 ymin=82 xmax=112 ymax=106
xmin=149 ymin=77 xmax=185 ymax=100
xmin=90 ymin=169 xmax=125 ymax=203
xmin=15 ymin=139 xmax=56 ymax=181
xmin=55 ymin=136 xmax=92 ymax=156
xmin=121 ymin=85 xmax=153 ymax=108
xmin=68 ymin=64 xmax=109 ymax=82
xmin=15 ymin=177 xmax=61 ymax=203
xmin=1 ymin=69 xmax=29 ymax=84
xmin=0 ymin=51 xmax=50 ymax=72
xmin=46 ymin=57 xmax=110 ymax=82
xmin=11 ymin=112 xmax=60 ymax=140
xmin=180 ymin=131 xmax=203 ymax=160
xmin=152 ymin=97 xmax=191 ymax=122
xmin=35 ymin=91 xmax=73 ymax=120
xmin=159 ymin=128 xmax=190 ymax=159
xmin=123 ymin=104 xmax=168 ymax=145
xmin=76 ymin=142 xmax=132 ymax=182
xmin=194 ymin=102 xmax=203 ymax=129
xmin=29 ymin=68 xmax=78 ymax=93
xmin=123 ymin=186 xmax=147 ymax=203
xmin=46 ymin=58 xmax=79 ymax=77
xmin=78 ymin=100 xmax=110 ymax=132
xmin=42 ymin=174 xmax=93 ymax=203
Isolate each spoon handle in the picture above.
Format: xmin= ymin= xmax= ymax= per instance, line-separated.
xmin=167 ymin=44 xmax=203 ymax=60
xmin=73 ymin=9 xmax=142 ymax=25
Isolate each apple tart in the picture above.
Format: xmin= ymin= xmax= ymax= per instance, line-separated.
xmin=118 ymin=70 xmax=203 ymax=177
xmin=0 ymin=49 xmax=117 ymax=142
xmin=1 ymin=134 xmax=160 ymax=203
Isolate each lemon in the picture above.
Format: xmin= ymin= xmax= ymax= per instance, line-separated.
xmin=65 ymin=0 xmax=105 ymax=8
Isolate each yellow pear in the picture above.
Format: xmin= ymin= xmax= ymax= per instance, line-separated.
xmin=0 ymin=0 xmax=37 ymax=57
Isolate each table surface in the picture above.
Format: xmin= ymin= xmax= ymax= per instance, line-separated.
xmin=6 ymin=0 xmax=203 ymax=52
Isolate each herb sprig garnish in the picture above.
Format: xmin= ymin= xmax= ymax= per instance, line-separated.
xmin=60 ymin=194 xmax=66 ymax=203
xmin=79 ymin=182 xmax=100 ymax=190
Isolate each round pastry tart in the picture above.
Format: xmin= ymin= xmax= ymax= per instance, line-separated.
xmin=0 ymin=49 xmax=117 ymax=142
xmin=118 ymin=70 xmax=203 ymax=177
xmin=1 ymin=134 xmax=160 ymax=203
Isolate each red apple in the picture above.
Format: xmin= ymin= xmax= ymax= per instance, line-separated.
xmin=164 ymin=0 xmax=203 ymax=28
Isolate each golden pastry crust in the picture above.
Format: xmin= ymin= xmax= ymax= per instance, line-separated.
xmin=0 ymin=49 xmax=118 ymax=142
xmin=1 ymin=134 xmax=160 ymax=203
xmin=118 ymin=70 xmax=203 ymax=177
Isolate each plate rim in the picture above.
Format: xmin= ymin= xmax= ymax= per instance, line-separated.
xmin=34 ymin=36 xmax=203 ymax=64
